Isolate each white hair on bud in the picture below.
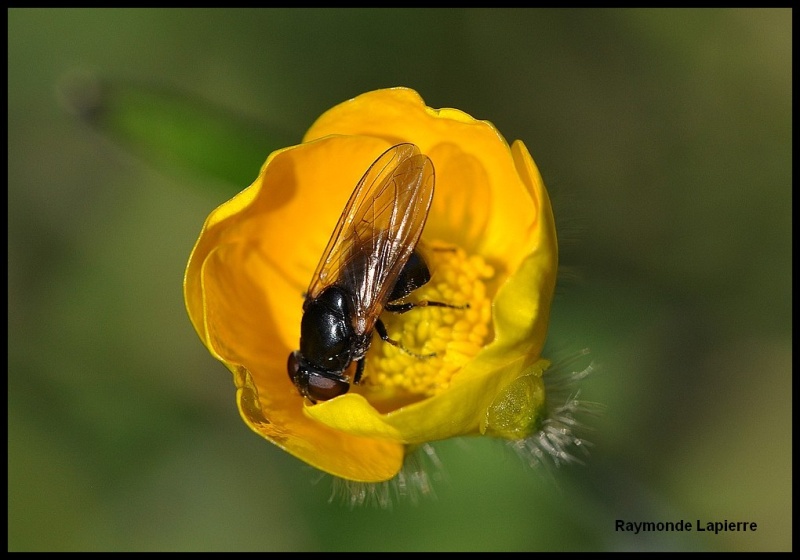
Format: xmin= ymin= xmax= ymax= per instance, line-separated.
xmin=508 ymin=348 xmax=604 ymax=469
xmin=326 ymin=443 xmax=447 ymax=510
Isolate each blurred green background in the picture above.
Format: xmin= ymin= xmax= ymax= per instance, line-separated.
xmin=8 ymin=8 xmax=791 ymax=552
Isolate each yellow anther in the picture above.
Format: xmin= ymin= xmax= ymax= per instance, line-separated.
xmin=360 ymin=242 xmax=494 ymax=399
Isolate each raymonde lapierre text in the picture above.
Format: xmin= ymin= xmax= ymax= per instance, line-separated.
xmin=616 ymin=519 xmax=757 ymax=535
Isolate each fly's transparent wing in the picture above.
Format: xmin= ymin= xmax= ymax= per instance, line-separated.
xmin=306 ymin=143 xmax=434 ymax=335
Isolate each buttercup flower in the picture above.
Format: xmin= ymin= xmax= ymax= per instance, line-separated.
xmin=184 ymin=88 xmax=564 ymax=487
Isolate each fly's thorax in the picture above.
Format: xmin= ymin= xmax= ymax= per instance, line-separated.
xmin=358 ymin=241 xmax=494 ymax=404
xmin=299 ymin=285 xmax=354 ymax=371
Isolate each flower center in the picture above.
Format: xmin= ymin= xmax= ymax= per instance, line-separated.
xmin=357 ymin=242 xmax=494 ymax=404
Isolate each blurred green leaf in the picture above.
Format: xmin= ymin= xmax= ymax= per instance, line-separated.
xmin=58 ymin=72 xmax=296 ymax=190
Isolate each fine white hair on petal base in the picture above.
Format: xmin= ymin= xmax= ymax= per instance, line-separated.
xmin=509 ymin=348 xmax=604 ymax=469
xmin=327 ymin=443 xmax=447 ymax=510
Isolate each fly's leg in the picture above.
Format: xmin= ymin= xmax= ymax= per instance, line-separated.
xmin=353 ymin=358 xmax=366 ymax=384
xmin=375 ymin=319 xmax=436 ymax=359
xmin=385 ymin=300 xmax=469 ymax=314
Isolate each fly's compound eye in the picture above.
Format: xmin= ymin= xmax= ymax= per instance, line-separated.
xmin=306 ymin=371 xmax=350 ymax=402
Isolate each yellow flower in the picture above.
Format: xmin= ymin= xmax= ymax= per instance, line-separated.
xmin=184 ymin=88 xmax=558 ymax=483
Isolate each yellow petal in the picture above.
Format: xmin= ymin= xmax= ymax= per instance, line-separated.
xmin=234 ymin=364 xmax=405 ymax=482
xmin=306 ymin=359 xmax=550 ymax=444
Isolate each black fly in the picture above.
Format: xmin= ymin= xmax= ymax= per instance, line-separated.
xmin=287 ymin=143 xmax=461 ymax=403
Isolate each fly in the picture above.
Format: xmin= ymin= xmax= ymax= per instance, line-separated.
xmin=287 ymin=143 xmax=463 ymax=403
